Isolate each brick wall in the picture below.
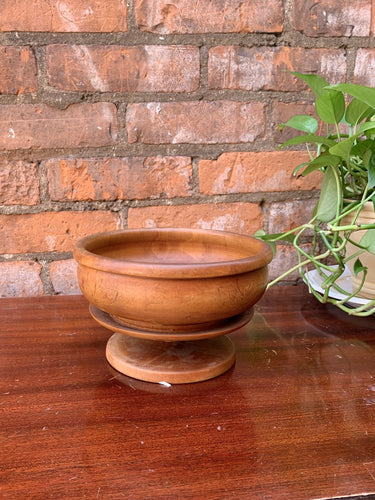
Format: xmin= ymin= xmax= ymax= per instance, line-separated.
xmin=0 ymin=0 xmax=374 ymax=296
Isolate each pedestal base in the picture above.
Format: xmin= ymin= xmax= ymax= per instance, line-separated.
xmin=106 ymin=333 xmax=236 ymax=384
xmin=90 ymin=304 xmax=253 ymax=341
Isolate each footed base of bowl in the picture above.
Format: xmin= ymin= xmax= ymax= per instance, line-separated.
xmin=110 ymin=314 xmax=233 ymax=333
xmin=106 ymin=333 xmax=235 ymax=384
xmin=90 ymin=305 xmax=253 ymax=384
xmin=90 ymin=304 xmax=253 ymax=342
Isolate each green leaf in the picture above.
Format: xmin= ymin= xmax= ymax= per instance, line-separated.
xmin=351 ymin=139 xmax=375 ymax=156
xmin=345 ymin=98 xmax=374 ymax=126
xmin=359 ymin=229 xmax=375 ymax=255
xmin=330 ymin=83 xmax=375 ymax=109
xmin=254 ymin=229 xmax=265 ymax=236
xmin=316 ymin=166 xmax=341 ymax=222
xmin=363 ymin=149 xmax=373 ymax=168
xmin=291 ymin=72 xmax=330 ymax=97
xmin=254 ymin=229 xmax=275 ymax=254
xmin=292 ymin=162 xmax=310 ymax=176
xmin=369 ymin=153 xmax=375 ymax=189
xmin=279 ymin=134 xmax=336 ymax=149
xmin=315 ymin=91 xmax=345 ymax=125
xmin=357 ymin=121 xmax=375 ymax=134
xmin=254 ymin=230 xmax=293 ymax=255
xmin=329 ymin=127 xmax=375 ymax=165
xmin=279 ymin=115 xmax=318 ymax=134
xmin=301 ymin=153 xmax=341 ymax=176
xmin=353 ymin=258 xmax=367 ymax=277
xmin=257 ymin=232 xmax=296 ymax=244
xmin=329 ymin=136 xmax=356 ymax=163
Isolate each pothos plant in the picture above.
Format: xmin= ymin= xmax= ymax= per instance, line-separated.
xmin=256 ymin=72 xmax=375 ymax=316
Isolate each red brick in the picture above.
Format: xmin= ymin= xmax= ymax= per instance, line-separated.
xmin=0 ymin=103 xmax=117 ymax=150
xmin=0 ymin=211 xmax=120 ymax=254
xmin=267 ymin=199 xmax=319 ymax=234
xmin=0 ymin=160 xmax=40 ymax=205
xmin=127 ymin=101 xmax=266 ymax=144
xmin=354 ymin=49 xmax=375 ymax=87
xmin=46 ymin=156 xmax=193 ymax=201
xmin=46 ymin=45 xmax=199 ymax=93
xmin=0 ymin=261 xmax=43 ymax=297
xmin=293 ymin=0 xmax=371 ymax=37
xmin=50 ymin=259 xmax=81 ymax=295
xmin=0 ymin=47 xmax=38 ymax=94
xmin=0 ymin=0 xmax=127 ymax=32
xmin=208 ymin=47 xmax=346 ymax=91
xmin=268 ymin=244 xmax=312 ymax=283
xmin=135 ymin=0 xmax=283 ymax=33
xmin=128 ymin=202 xmax=263 ymax=235
xmin=199 ymin=152 xmax=322 ymax=195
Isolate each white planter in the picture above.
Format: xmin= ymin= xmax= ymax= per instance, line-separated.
xmin=341 ymin=201 xmax=375 ymax=300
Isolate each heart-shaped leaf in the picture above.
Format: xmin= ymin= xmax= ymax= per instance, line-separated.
xmin=280 ymin=115 xmax=318 ymax=134
xmin=316 ymin=166 xmax=341 ymax=222
xmin=315 ymin=91 xmax=345 ymax=125
xmin=329 ymin=136 xmax=356 ymax=164
xmin=301 ymin=153 xmax=340 ymax=176
xmin=291 ymin=72 xmax=330 ymax=97
xmin=368 ymin=153 xmax=375 ymax=189
xmin=345 ymin=98 xmax=374 ymax=126
xmin=330 ymin=83 xmax=375 ymax=109
xmin=353 ymin=258 xmax=367 ymax=277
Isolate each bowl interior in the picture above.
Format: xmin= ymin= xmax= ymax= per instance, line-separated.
xmin=87 ymin=230 xmax=264 ymax=264
xmin=75 ymin=229 xmax=273 ymax=278
xmin=93 ymin=238 xmax=252 ymax=265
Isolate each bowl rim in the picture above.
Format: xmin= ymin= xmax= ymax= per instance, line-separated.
xmin=73 ymin=228 xmax=273 ymax=279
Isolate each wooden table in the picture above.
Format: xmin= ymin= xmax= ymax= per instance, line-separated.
xmin=1 ymin=286 xmax=375 ymax=499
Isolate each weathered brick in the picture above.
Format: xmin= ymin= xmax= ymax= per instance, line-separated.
xmin=0 ymin=211 xmax=120 ymax=254
xmin=0 ymin=103 xmax=117 ymax=150
xmin=128 ymin=202 xmax=263 ymax=235
xmin=0 ymin=47 xmax=38 ymax=94
xmin=0 ymin=261 xmax=43 ymax=297
xmin=135 ymin=0 xmax=283 ymax=34
xmin=0 ymin=160 xmax=40 ymax=205
xmin=293 ymin=0 xmax=371 ymax=37
xmin=208 ymin=47 xmax=346 ymax=91
xmin=273 ymin=102 xmax=317 ymax=143
xmin=0 ymin=0 xmax=127 ymax=32
xmin=46 ymin=156 xmax=193 ymax=201
xmin=46 ymin=45 xmax=200 ymax=93
xmin=354 ymin=49 xmax=375 ymax=87
xmin=127 ymin=101 xmax=266 ymax=144
xmin=267 ymin=199 xmax=318 ymax=234
xmin=268 ymin=245 xmax=311 ymax=283
xmin=199 ymin=152 xmax=322 ymax=195
xmin=50 ymin=259 xmax=81 ymax=295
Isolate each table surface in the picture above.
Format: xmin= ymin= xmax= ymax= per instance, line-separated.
xmin=1 ymin=285 xmax=375 ymax=500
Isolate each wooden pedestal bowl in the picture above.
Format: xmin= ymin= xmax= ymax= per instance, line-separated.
xmin=74 ymin=228 xmax=272 ymax=384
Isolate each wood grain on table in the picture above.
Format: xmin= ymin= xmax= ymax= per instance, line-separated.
xmin=1 ymin=286 xmax=375 ymax=499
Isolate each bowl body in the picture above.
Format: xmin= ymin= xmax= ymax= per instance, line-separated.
xmin=73 ymin=228 xmax=273 ymax=333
